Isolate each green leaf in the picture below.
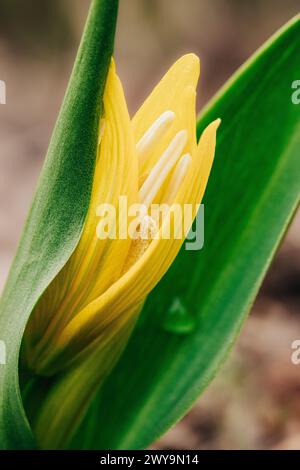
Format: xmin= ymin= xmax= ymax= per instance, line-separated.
xmin=0 ymin=0 xmax=119 ymax=450
xmin=73 ymin=15 xmax=300 ymax=449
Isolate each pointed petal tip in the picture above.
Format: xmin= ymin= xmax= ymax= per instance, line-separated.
xmin=213 ymin=118 xmax=222 ymax=129
xmin=197 ymin=118 xmax=221 ymax=149
xmin=177 ymin=53 xmax=200 ymax=76
xmin=181 ymin=52 xmax=200 ymax=65
xmin=206 ymin=118 xmax=222 ymax=133
xmin=110 ymin=57 xmax=116 ymax=70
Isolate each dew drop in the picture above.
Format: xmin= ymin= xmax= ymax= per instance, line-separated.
xmin=162 ymin=297 xmax=196 ymax=335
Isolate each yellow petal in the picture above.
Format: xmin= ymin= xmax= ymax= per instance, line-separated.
xmin=32 ymin=304 xmax=141 ymax=449
xmin=24 ymin=61 xmax=138 ymax=369
xmin=133 ymin=54 xmax=199 ymax=175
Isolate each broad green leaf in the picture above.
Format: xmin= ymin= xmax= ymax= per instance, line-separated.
xmin=73 ymin=16 xmax=300 ymax=449
xmin=0 ymin=0 xmax=119 ymax=450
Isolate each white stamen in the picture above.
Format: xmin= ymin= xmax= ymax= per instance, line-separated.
xmin=163 ymin=154 xmax=192 ymax=205
xmin=139 ymin=215 xmax=158 ymax=240
xmin=139 ymin=130 xmax=188 ymax=207
xmin=136 ymin=111 xmax=175 ymax=164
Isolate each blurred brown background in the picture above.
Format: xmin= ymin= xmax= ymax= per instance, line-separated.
xmin=0 ymin=0 xmax=299 ymax=450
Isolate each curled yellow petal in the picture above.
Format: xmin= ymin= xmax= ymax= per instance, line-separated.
xmin=24 ymin=60 xmax=138 ymax=369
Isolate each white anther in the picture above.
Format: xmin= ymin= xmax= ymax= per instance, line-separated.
xmin=136 ymin=111 xmax=175 ymax=165
xmin=163 ymin=153 xmax=192 ymax=205
xmin=139 ymin=130 xmax=188 ymax=207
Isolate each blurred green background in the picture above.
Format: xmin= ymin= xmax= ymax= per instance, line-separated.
xmin=0 ymin=0 xmax=299 ymax=450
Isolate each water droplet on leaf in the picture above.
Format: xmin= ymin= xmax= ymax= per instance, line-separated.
xmin=162 ymin=297 xmax=195 ymax=335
